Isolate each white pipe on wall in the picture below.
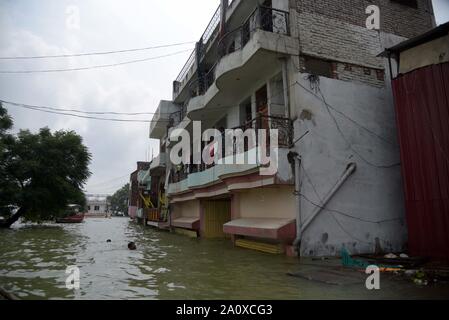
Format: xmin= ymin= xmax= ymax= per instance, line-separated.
xmin=301 ymin=163 xmax=357 ymax=233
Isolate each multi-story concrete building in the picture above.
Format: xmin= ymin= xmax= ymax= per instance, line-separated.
xmin=149 ymin=0 xmax=435 ymax=256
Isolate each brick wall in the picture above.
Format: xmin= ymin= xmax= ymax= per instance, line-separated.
xmin=335 ymin=61 xmax=385 ymax=87
xmin=294 ymin=0 xmax=434 ymax=86
xmin=296 ymin=0 xmax=434 ymax=39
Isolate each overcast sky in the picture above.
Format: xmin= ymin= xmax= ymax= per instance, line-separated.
xmin=0 ymin=0 xmax=448 ymax=195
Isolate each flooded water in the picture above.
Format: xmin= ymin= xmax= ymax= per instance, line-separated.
xmin=1 ymin=218 xmax=448 ymax=300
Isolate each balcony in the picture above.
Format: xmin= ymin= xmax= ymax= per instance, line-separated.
xmin=172 ymin=1 xmax=295 ymax=106
xmin=172 ymin=4 xmax=221 ymax=102
xmin=149 ymin=100 xmax=182 ymax=140
xmin=186 ymin=6 xmax=298 ymax=119
xmin=167 ymin=114 xmax=293 ymax=196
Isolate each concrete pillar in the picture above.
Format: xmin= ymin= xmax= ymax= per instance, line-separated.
xmin=220 ymin=0 xmax=228 ymax=37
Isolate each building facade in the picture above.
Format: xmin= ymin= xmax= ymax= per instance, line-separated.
xmin=148 ymin=0 xmax=435 ymax=256
xmin=128 ymin=161 xmax=151 ymax=219
xmin=86 ymin=195 xmax=109 ymax=217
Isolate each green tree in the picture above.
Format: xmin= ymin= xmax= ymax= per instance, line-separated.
xmin=0 ymin=103 xmax=91 ymax=227
xmin=107 ymin=183 xmax=129 ymax=216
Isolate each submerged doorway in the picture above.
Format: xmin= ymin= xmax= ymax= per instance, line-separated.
xmin=201 ymin=199 xmax=231 ymax=239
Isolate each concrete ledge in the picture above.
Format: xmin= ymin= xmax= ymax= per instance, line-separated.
xmin=171 ymin=217 xmax=200 ymax=230
xmin=224 ymin=218 xmax=296 ymax=242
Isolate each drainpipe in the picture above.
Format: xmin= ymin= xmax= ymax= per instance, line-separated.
xmin=220 ymin=0 xmax=228 ymax=38
xmin=288 ymin=152 xmax=302 ymax=253
xmin=281 ymin=58 xmax=290 ymax=119
xmin=293 ymin=155 xmax=302 ymax=251
xmin=301 ymin=162 xmax=357 ymax=233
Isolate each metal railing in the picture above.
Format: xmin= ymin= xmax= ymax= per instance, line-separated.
xmin=174 ymin=49 xmax=196 ymax=93
xmin=219 ymin=6 xmax=290 ymax=58
xmin=173 ymin=4 xmax=221 ymax=97
xmin=201 ymin=6 xmax=221 ymax=46
xmin=174 ymin=3 xmax=290 ymax=99
xmin=168 ymin=114 xmax=292 ymax=182
xmin=181 ymin=6 xmax=290 ymax=101
xmin=231 ymin=114 xmax=293 ymax=149
xmin=146 ymin=208 xmax=161 ymax=222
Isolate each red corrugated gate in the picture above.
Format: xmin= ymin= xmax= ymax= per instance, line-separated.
xmin=392 ymin=62 xmax=449 ymax=262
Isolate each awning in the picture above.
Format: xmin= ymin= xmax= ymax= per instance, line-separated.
xmin=223 ymin=218 xmax=296 ymax=242
xmin=171 ymin=217 xmax=200 ymax=230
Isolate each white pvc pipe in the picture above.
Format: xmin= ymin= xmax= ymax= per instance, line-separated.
xmin=301 ymin=163 xmax=357 ymax=232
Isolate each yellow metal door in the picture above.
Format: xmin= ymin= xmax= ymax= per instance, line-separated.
xmin=202 ymin=200 xmax=231 ymax=239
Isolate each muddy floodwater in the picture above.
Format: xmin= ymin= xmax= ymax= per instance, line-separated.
xmin=0 ymin=218 xmax=448 ymax=300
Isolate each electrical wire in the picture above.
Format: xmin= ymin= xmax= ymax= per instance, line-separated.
xmin=0 ymin=41 xmax=196 ymax=60
xmin=298 ymin=163 xmax=402 ymax=247
xmin=0 ymin=49 xmax=193 ymax=74
xmin=86 ymin=174 xmax=130 ymax=188
xmin=5 ymin=103 xmax=158 ymax=123
xmin=315 ymin=84 xmax=401 ymax=169
xmin=1 ymin=99 xmax=160 ymax=116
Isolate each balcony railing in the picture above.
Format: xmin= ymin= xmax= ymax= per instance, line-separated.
xmin=232 ymin=114 xmax=293 ymax=148
xmin=219 ymin=6 xmax=290 ymax=58
xmin=174 ymin=49 xmax=196 ymax=95
xmin=173 ymin=5 xmax=221 ymax=98
xmin=201 ymin=6 xmax=221 ymax=48
xmin=168 ymin=114 xmax=292 ymax=183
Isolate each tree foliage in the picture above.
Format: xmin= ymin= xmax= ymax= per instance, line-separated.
xmin=0 ymin=103 xmax=91 ymax=226
xmin=107 ymin=183 xmax=129 ymax=215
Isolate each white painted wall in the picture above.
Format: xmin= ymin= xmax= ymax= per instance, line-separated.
xmin=291 ymin=72 xmax=407 ymax=256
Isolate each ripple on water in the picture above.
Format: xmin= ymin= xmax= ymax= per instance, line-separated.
xmin=7 ymin=218 xmax=435 ymax=300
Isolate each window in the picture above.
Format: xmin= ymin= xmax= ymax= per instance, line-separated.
xmin=363 ymin=68 xmax=372 ymax=75
xmin=94 ymin=206 xmax=100 ymax=211
xmin=304 ymin=57 xmax=333 ymax=78
xmin=391 ymin=0 xmax=418 ymax=9
xmin=87 ymin=206 xmax=91 ymax=211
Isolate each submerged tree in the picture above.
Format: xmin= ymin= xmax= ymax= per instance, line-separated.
xmin=0 ymin=103 xmax=91 ymax=227
xmin=107 ymin=183 xmax=129 ymax=216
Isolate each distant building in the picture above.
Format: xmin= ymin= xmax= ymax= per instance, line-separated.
xmin=86 ymin=195 xmax=109 ymax=217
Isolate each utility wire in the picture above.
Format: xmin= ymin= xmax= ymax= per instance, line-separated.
xmin=86 ymin=174 xmax=130 ymax=188
xmin=298 ymin=162 xmax=402 ymax=247
xmin=0 ymin=41 xmax=196 ymax=60
xmin=5 ymin=103 xmax=161 ymax=123
xmin=0 ymin=99 xmax=161 ymax=116
xmin=0 ymin=49 xmax=192 ymax=74
xmin=292 ymin=75 xmax=401 ymax=168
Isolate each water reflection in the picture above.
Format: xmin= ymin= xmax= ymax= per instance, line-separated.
xmin=0 ymin=218 xmax=304 ymax=299
xmin=1 ymin=218 xmax=448 ymax=300
xmin=0 ymin=224 xmax=86 ymax=299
